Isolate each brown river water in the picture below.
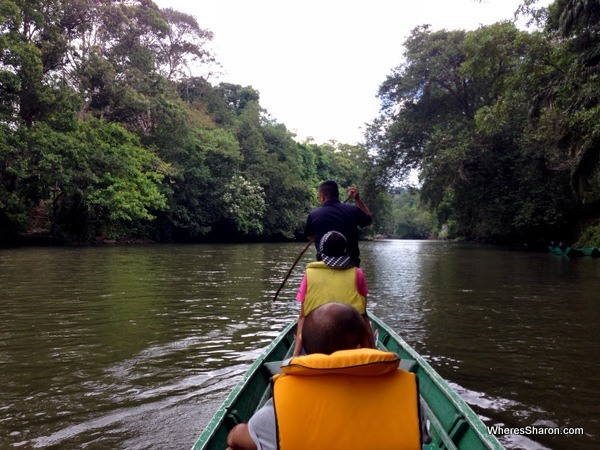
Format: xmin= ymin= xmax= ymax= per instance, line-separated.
xmin=0 ymin=240 xmax=598 ymax=449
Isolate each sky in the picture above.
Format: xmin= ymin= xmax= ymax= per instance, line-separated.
xmin=154 ymin=0 xmax=547 ymax=145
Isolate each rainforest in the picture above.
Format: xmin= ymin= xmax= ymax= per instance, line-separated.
xmin=1 ymin=0 xmax=599 ymax=248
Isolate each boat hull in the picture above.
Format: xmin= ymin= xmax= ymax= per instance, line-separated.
xmin=548 ymin=245 xmax=600 ymax=257
xmin=191 ymin=314 xmax=504 ymax=449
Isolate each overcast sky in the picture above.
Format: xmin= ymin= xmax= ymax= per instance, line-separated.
xmin=154 ymin=0 xmax=547 ymax=145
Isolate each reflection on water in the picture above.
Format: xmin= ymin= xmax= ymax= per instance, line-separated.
xmin=361 ymin=240 xmax=445 ymax=342
xmin=0 ymin=244 xmax=301 ymax=450
xmin=363 ymin=241 xmax=600 ymax=450
xmin=1 ymin=241 xmax=598 ymax=449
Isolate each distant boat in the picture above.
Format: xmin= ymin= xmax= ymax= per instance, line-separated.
xmin=191 ymin=313 xmax=504 ymax=450
xmin=548 ymin=245 xmax=600 ymax=257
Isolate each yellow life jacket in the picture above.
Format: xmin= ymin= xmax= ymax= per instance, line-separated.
xmin=304 ymin=261 xmax=366 ymax=316
xmin=272 ymin=348 xmax=422 ymax=450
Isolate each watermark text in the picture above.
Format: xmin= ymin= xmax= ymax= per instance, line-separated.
xmin=488 ymin=425 xmax=584 ymax=436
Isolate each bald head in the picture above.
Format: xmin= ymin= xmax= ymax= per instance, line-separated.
xmin=302 ymin=303 xmax=371 ymax=355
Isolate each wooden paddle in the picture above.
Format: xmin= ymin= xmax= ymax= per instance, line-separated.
xmin=272 ymin=196 xmax=352 ymax=302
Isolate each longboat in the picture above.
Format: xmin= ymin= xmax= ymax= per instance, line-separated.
xmin=191 ymin=313 xmax=504 ymax=450
xmin=548 ymin=245 xmax=600 ymax=257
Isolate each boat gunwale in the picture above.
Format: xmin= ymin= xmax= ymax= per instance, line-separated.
xmin=191 ymin=321 xmax=295 ymax=450
xmin=369 ymin=313 xmax=503 ymax=449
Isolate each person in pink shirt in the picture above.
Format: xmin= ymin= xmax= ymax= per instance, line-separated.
xmin=294 ymin=231 xmax=373 ymax=356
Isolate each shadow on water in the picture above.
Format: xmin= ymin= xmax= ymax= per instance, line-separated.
xmin=1 ymin=241 xmax=598 ymax=449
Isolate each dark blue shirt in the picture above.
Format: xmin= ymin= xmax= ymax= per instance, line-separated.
xmin=304 ymin=199 xmax=372 ymax=266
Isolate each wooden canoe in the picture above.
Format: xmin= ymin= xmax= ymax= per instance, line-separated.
xmin=191 ymin=313 xmax=504 ymax=450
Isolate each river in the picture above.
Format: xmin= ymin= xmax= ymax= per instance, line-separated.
xmin=0 ymin=241 xmax=598 ymax=449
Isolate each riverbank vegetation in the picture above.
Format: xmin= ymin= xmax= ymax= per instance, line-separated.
xmin=1 ymin=0 xmax=599 ymax=248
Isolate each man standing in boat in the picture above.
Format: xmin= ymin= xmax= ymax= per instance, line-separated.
xmin=305 ymin=180 xmax=373 ymax=267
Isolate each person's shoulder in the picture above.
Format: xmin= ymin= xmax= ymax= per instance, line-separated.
xmin=335 ymin=201 xmax=355 ymax=209
xmin=342 ymin=203 xmax=366 ymax=214
xmin=306 ymin=208 xmax=319 ymax=220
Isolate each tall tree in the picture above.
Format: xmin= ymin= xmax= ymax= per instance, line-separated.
xmin=0 ymin=0 xmax=81 ymax=127
xmin=156 ymin=8 xmax=215 ymax=81
xmin=532 ymin=0 xmax=600 ymax=201
xmin=369 ymin=21 xmax=575 ymax=244
xmin=71 ymin=0 xmax=170 ymax=133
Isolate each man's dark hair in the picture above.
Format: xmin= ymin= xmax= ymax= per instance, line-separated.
xmin=302 ymin=303 xmax=370 ymax=355
xmin=318 ymin=180 xmax=339 ymax=200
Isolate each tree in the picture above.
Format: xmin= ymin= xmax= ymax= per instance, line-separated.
xmin=532 ymin=0 xmax=600 ymax=201
xmin=71 ymin=0 xmax=170 ymax=133
xmin=9 ymin=119 xmax=166 ymax=241
xmin=0 ymin=124 xmax=29 ymax=242
xmin=221 ymin=175 xmax=266 ymax=236
xmin=386 ymin=189 xmax=435 ymax=239
xmin=156 ymin=8 xmax=215 ymax=81
xmin=0 ymin=0 xmax=376 ymax=245
xmin=161 ymin=126 xmax=249 ymax=239
xmin=369 ymin=26 xmax=472 ymax=187
xmin=369 ymin=20 xmax=577 ymax=244
xmin=0 ymin=0 xmax=81 ymax=127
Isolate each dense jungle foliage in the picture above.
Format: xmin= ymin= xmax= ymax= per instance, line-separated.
xmin=1 ymin=0 xmax=599 ymax=248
